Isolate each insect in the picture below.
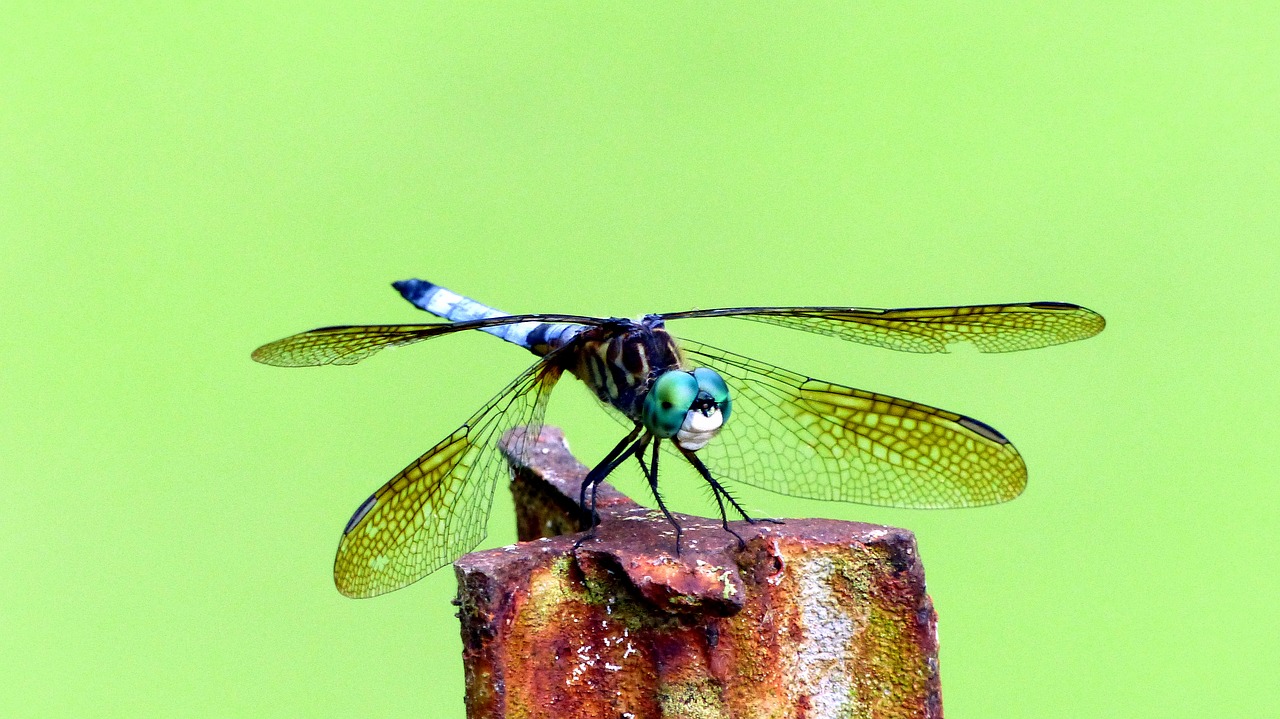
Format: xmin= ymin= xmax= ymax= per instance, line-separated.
xmin=252 ymin=279 xmax=1104 ymax=598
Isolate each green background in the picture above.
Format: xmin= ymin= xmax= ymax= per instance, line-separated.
xmin=4 ymin=3 xmax=1275 ymax=717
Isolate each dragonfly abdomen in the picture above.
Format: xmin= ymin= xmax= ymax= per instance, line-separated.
xmin=394 ymin=279 xmax=584 ymax=355
xmin=394 ymin=279 xmax=681 ymax=419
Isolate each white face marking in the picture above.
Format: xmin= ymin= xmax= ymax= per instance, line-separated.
xmin=675 ymin=407 xmax=724 ymax=450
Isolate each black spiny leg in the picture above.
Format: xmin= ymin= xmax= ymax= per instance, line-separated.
xmin=574 ymin=425 xmax=644 ymax=551
xmin=679 ymin=449 xmax=747 ymax=548
xmin=680 ymin=448 xmax=783 ymax=546
xmin=708 ymin=476 xmax=749 ymax=550
xmin=634 ymin=447 xmax=651 ymax=480
xmin=642 ymin=438 xmax=686 ymax=556
xmin=578 ymin=425 xmax=643 ymax=523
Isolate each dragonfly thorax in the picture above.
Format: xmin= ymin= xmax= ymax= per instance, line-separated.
xmin=567 ymin=317 xmax=684 ymax=419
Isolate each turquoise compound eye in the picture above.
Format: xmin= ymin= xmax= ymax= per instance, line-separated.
xmin=642 ymin=371 xmax=699 ymax=438
xmin=692 ymin=367 xmax=731 ymax=421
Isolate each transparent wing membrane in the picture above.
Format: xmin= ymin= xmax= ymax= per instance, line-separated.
xmin=251 ymin=314 xmax=605 ymax=367
xmin=663 ymin=302 xmax=1105 ymax=353
xmin=332 ymin=358 xmax=563 ymax=598
xmin=680 ymin=340 xmax=1027 ymax=508
xmin=252 ymin=325 xmax=456 ymax=366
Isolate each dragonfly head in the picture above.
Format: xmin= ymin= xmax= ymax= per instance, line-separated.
xmin=642 ymin=367 xmax=732 ymax=451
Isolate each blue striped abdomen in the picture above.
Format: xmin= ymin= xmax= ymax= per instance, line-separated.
xmin=394 ymin=279 xmax=583 ymax=356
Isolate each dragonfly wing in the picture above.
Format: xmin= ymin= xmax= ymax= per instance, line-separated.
xmin=252 ymin=314 xmax=606 ymax=367
xmin=679 ymin=339 xmax=1027 ymax=508
xmin=253 ymin=325 xmax=456 ymax=367
xmin=662 ymin=303 xmax=1104 ymax=353
xmin=333 ymin=357 xmax=564 ymax=597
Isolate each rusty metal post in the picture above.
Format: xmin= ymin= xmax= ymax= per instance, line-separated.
xmin=454 ymin=426 xmax=942 ymax=718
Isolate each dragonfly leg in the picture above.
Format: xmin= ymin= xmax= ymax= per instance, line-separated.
xmin=573 ymin=426 xmax=644 ymax=551
xmin=681 ymin=449 xmax=783 ymax=541
xmin=642 ymin=438 xmax=684 ymax=556
xmin=634 ymin=450 xmax=650 ymax=481
xmin=577 ymin=425 xmax=643 ymax=526
xmin=634 ymin=447 xmax=693 ymax=553
xmin=683 ymin=451 xmax=747 ymax=549
xmin=710 ymin=485 xmax=748 ymax=550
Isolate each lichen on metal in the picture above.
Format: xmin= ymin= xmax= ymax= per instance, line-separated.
xmin=790 ymin=554 xmax=859 ymax=716
xmin=453 ymin=426 xmax=942 ymax=718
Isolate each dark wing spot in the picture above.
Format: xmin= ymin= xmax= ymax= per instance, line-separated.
xmin=957 ymin=416 xmax=1009 ymax=444
xmin=344 ymin=493 xmax=378 ymax=534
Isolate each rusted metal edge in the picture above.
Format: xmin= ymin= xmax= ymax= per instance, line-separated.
xmin=454 ymin=425 xmax=943 ymax=718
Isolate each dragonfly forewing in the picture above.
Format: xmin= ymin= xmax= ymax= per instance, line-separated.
xmin=662 ymin=302 xmax=1104 ymax=354
xmin=680 ymin=340 xmax=1027 ymax=509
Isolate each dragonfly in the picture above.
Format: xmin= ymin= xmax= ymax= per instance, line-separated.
xmin=252 ymin=279 xmax=1104 ymax=598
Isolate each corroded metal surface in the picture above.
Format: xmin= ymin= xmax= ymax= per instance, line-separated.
xmin=454 ymin=426 xmax=942 ymax=718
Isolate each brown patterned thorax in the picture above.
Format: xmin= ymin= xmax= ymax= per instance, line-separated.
xmin=560 ymin=316 xmax=683 ymax=421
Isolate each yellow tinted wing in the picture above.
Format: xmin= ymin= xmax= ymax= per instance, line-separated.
xmin=333 ymin=359 xmax=562 ymax=597
xmin=252 ymin=314 xmax=606 ymax=367
xmin=665 ymin=302 xmax=1104 ymax=353
xmin=252 ymin=325 xmax=447 ymax=366
xmin=682 ymin=340 xmax=1026 ymax=508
